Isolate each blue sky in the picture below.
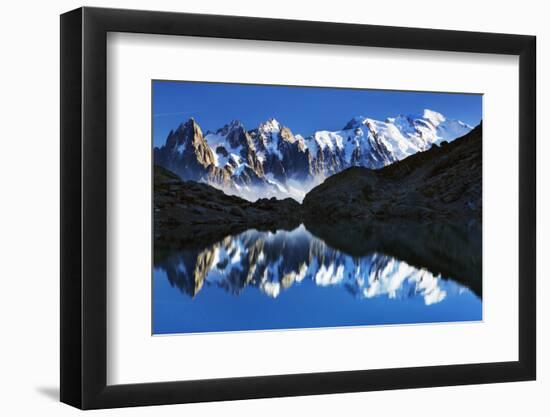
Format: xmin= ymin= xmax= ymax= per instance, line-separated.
xmin=153 ymin=80 xmax=482 ymax=148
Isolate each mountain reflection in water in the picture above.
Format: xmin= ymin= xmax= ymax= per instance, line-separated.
xmin=153 ymin=222 xmax=482 ymax=334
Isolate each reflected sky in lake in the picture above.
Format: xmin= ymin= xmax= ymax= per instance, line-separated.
xmin=153 ymin=224 xmax=481 ymax=334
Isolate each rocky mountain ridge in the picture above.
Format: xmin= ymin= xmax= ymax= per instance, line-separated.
xmin=302 ymin=123 xmax=482 ymax=220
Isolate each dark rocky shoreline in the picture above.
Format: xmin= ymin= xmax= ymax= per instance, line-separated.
xmin=154 ymin=165 xmax=301 ymax=249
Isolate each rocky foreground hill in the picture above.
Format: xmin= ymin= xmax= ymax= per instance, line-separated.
xmin=155 ymin=123 xmax=482 ymax=248
xmin=154 ymin=165 xmax=301 ymax=247
xmin=302 ymin=123 xmax=482 ymax=221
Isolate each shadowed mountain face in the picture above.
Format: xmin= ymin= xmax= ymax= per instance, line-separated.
xmin=154 ymin=118 xmax=217 ymax=181
xmin=303 ymin=123 xmax=482 ymax=221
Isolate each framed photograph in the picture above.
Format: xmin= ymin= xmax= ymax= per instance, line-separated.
xmin=60 ymin=6 xmax=536 ymax=409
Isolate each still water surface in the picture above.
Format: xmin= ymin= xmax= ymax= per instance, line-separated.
xmin=153 ymin=224 xmax=482 ymax=334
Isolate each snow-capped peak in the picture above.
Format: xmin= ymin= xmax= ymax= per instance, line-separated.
xmin=343 ymin=115 xmax=367 ymax=130
xmin=216 ymin=119 xmax=245 ymax=135
xmin=174 ymin=117 xmax=195 ymax=131
xmin=259 ymin=118 xmax=281 ymax=133
xmin=422 ymin=109 xmax=446 ymax=126
xmin=228 ymin=119 xmax=244 ymax=128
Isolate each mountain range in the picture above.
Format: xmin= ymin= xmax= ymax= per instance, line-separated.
xmin=154 ymin=109 xmax=473 ymax=201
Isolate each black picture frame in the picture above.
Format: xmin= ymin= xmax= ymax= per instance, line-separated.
xmin=60 ymin=6 xmax=536 ymax=410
